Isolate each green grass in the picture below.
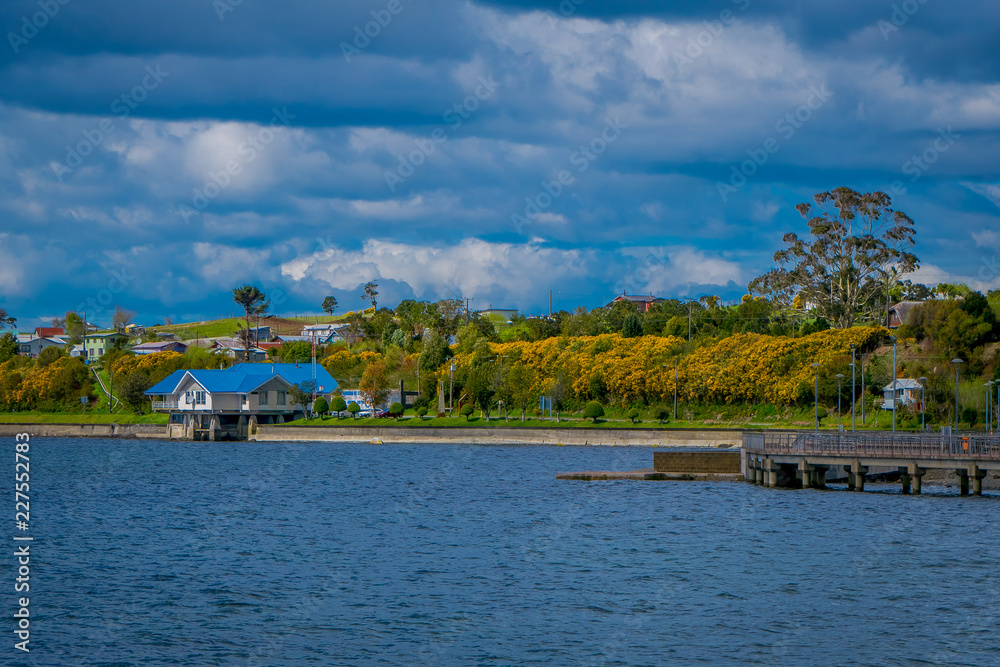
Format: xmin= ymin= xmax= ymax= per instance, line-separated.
xmin=0 ymin=412 xmax=168 ymax=424
xmin=147 ymin=318 xmax=244 ymax=339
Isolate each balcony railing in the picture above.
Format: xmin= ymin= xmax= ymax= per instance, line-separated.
xmin=151 ymin=400 xmax=178 ymax=411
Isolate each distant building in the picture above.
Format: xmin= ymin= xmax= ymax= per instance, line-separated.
xmin=35 ymin=327 xmax=64 ymax=338
xmin=211 ymin=339 xmax=268 ymax=362
xmin=883 ymin=379 xmax=924 ymax=410
xmin=82 ymin=332 xmax=128 ymax=360
xmin=16 ymin=334 xmax=66 ymax=359
xmin=887 ymin=301 xmax=922 ymax=328
xmin=132 ymin=341 xmax=188 ymax=355
xmin=299 ymin=323 xmax=344 ymax=343
xmin=611 ymin=293 xmax=666 ymax=313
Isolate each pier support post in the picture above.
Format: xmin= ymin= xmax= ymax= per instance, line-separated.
xmin=909 ymin=464 xmax=925 ymax=495
xmin=813 ymin=465 xmax=828 ymax=489
xmin=956 ymin=469 xmax=969 ymax=496
xmin=969 ymin=465 xmax=986 ymax=496
xmin=209 ymin=414 xmax=221 ymax=442
xmin=899 ymin=467 xmax=911 ymax=494
xmin=798 ymin=460 xmax=815 ymax=489
xmin=850 ymin=461 xmax=868 ymax=492
xmin=752 ymin=460 xmax=762 ymax=485
xmin=763 ymin=459 xmax=781 ymax=488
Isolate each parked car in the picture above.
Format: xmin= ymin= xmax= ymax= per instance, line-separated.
xmin=375 ymin=410 xmax=391 ymax=418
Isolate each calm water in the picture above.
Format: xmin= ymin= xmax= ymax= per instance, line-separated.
xmin=12 ymin=438 xmax=1000 ymax=666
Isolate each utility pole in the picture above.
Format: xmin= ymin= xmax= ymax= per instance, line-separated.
xmin=464 ymin=297 xmax=473 ymax=325
xmin=688 ymin=301 xmax=692 ymax=342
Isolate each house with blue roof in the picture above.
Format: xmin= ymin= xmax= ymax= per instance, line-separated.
xmin=145 ymin=362 xmax=338 ymax=439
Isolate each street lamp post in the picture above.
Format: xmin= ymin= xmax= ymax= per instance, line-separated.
xmin=952 ymin=359 xmax=964 ymax=432
xmin=850 ymin=344 xmax=857 ymax=432
xmin=918 ymin=377 xmax=927 ymax=432
xmin=811 ymin=363 xmax=821 ymax=432
xmin=889 ymin=335 xmax=897 ymax=433
xmin=835 ymin=374 xmax=844 ymax=428
xmin=986 ymin=381 xmax=994 ymax=434
xmin=449 ymin=363 xmax=456 ymax=415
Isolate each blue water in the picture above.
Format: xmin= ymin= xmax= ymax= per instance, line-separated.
xmin=11 ymin=438 xmax=1000 ymax=665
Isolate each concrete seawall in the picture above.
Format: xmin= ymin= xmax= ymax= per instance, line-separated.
xmin=0 ymin=423 xmax=167 ymax=439
xmin=250 ymin=425 xmax=744 ymax=447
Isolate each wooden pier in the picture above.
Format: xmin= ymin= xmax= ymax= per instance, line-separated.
xmin=743 ymin=432 xmax=1000 ymax=495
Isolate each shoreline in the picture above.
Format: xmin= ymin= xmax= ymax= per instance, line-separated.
xmin=0 ymin=422 xmax=745 ymax=447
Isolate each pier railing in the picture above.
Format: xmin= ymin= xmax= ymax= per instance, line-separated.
xmin=744 ymin=431 xmax=1000 ymax=461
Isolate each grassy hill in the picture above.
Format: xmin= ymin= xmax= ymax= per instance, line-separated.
xmin=146 ymin=312 xmax=363 ymax=340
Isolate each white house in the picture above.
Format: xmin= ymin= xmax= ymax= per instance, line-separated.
xmin=211 ymin=338 xmax=268 ymax=362
xmin=883 ymin=379 xmax=924 ymax=410
xmin=16 ymin=334 xmax=67 ymax=358
xmin=145 ymin=362 xmax=339 ymax=438
xmin=299 ymin=323 xmax=344 ymax=343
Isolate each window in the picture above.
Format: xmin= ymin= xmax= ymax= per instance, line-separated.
xmin=194 ymin=391 xmax=206 ymax=405
xmin=276 ymin=391 xmax=287 ymax=406
xmin=259 ymin=391 xmax=268 ymax=406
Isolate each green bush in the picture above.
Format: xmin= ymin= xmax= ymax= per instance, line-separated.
xmin=583 ymin=400 xmax=604 ymax=423
xmin=331 ymin=395 xmax=347 ymax=417
xmin=655 ymin=408 xmax=670 ymax=424
xmin=313 ymin=396 xmax=329 ymax=417
xmin=389 ymin=401 xmax=403 ymax=418
xmin=460 ymin=403 xmax=474 ymax=420
xmin=416 ymin=406 xmax=428 ymax=418
xmin=347 ymin=401 xmax=360 ymax=419
xmin=627 ymin=408 xmax=639 ymax=424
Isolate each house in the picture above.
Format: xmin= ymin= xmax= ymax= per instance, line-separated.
xmin=132 ymin=341 xmax=188 ymax=355
xmin=611 ymin=293 xmax=666 ymax=313
xmin=882 ymin=379 xmax=924 ymax=410
xmin=248 ymin=325 xmax=271 ymax=343
xmin=125 ymin=324 xmax=146 ymax=336
xmin=887 ymin=301 xmax=923 ymax=328
xmin=82 ymin=332 xmax=128 ymax=360
xmin=211 ymin=338 xmax=268 ymax=362
xmin=145 ymin=362 xmax=339 ymax=439
xmin=35 ymin=327 xmax=64 ymax=338
xmin=299 ymin=324 xmax=344 ymax=343
xmin=16 ymin=334 xmax=66 ymax=359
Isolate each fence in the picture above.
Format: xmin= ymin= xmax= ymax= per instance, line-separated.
xmin=744 ymin=431 xmax=1000 ymax=461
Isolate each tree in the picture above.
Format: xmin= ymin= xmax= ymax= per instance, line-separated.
xmin=389 ymin=401 xmax=404 ymax=419
xmin=65 ymin=312 xmax=85 ymax=345
xmin=655 ymin=408 xmax=670 ymax=424
xmin=507 ymin=364 xmax=537 ymax=421
xmin=359 ymin=360 xmax=391 ymax=412
xmin=331 ymin=394 xmax=347 ymax=418
xmin=112 ymin=306 xmax=136 ymax=334
xmin=419 ymin=329 xmax=452 ymax=370
xmin=322 ymin=296 xmax=338 ymax=316
xmin=232 ymin=284 xmax=269 ymax=355
xmin=0 ymin=332 xmax=18 ymax=363
xmin=347 ymin=401 xmax=360 ymax=419
xmin=627 ymin=408 xmax=640 ymax=423
xmin=584 ymin=400 xmax=605 ymax=423
xmin=416 ymin=406 xmax=428 ymax=418
xmin=288 ymin=381 xmax=315 ymax=412
xmin=119 ymin=371 xmax=152 ymax=413
xmin=621 ymin=313 xmax=643 ymax=338
xmin=460 ymin=403 xmax=474 ymax=420
xmin=749 ymin=188 xmax=918 ymax=328
xmin=0 ymin=307 xmax=16 ymax=329
xmin=37 ymin=346 xmax=64 ymax=368
xmin=313 ymin=396 xmax=329 ymax=418
xmin=362 ymin=281 xmax=379 ymax=310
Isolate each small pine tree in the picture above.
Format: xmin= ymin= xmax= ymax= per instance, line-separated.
xmin=347 ymin=401 xmax=360 ymax=419
xmin=461 ymin=403 xmax=474 ymax=420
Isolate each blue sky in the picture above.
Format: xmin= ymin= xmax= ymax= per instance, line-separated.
xmin=0 ymin=0 xmax=998 ymax=329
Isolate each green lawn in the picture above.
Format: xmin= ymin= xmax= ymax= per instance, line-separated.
xmin=0 ymin=412 xmax=168 ymax=424
xmin=147 ymin=317 xmax=244 ymax=339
